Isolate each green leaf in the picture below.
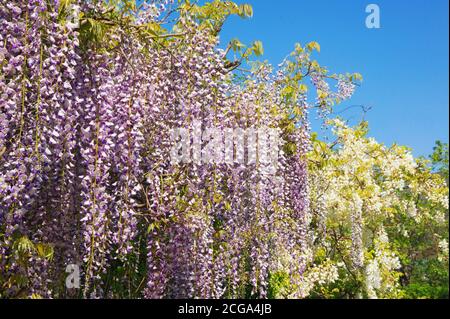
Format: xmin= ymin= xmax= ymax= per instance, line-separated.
xmin=36 ymin=243 xmax=54 ymax=261
xmin=147 ymin=223 xmax=156 ymax=234
xmin=15 ymin=236 xmax=35 ymax=254
xmin=306 ymin=41 xmax=321 ymax=52
xmin=317 ymin=89 xmax=328 ymax=99
xmin=351 ymin=72 xmax=363 ymax=81
xmin=213 ymin=193 xmax=223 ymax=204
xmin=238 ymin=4 xmax=253 ymax=18
xmin=299 ymin=83 xmax=308 ymax=93
xmin=145 ymin=22 xmax=163 ymax=36
xmin=252 ymin=40 xmax=264 ymax=56
xmin=230 ymin=38 xmax=246 ymax=52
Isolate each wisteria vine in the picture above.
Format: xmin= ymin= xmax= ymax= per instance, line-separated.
xmin=0 ymin=0 xmax=359 ymax=298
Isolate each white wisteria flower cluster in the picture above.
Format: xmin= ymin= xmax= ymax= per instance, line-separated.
xmin=307 ymin=119 xmax=449 ymax=298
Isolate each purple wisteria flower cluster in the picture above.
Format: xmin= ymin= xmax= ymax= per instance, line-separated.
xmin=0 ymin=0 xmax=356 ymax=298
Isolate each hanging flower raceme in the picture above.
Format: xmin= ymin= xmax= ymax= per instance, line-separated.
xmin=0 ymin=0 xmax=362 ymax=299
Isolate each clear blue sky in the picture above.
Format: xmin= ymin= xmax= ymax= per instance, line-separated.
xmin=217 ymin=0 xmax=449 ymax=156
